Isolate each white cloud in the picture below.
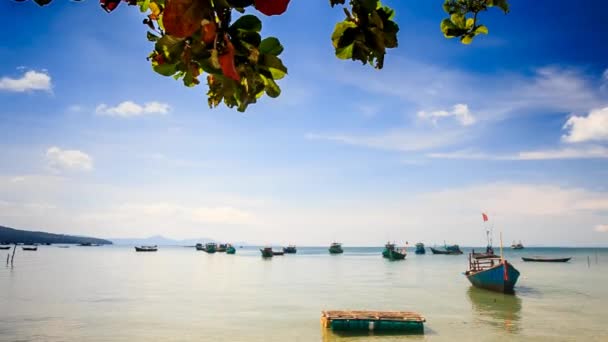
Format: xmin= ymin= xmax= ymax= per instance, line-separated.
xmin=0 ymin=70 xmax=52 ymax=92
xmin=306 ymin=128 xmax=467 ymax=152
xmin=95 ymin=101 xmax=170 ymax=117
xmin=562 ymin=107 xmax=608 ymax=143
xmin=46 ymin=147 xmax=93 ymax=172
xmin=595 ymin=224 xmax=608 ymax=233
xmin=427 ymin=145 xmax=608 ymax=160
xmin=418 ymin=103 xmax=476 ymax=126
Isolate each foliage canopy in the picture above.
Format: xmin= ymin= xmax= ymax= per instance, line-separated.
xmin=17 ymin=0 xmax=509 ymax=112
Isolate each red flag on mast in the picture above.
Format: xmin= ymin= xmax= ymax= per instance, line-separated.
xmin=482 ymin=213 xmax=489 ymax=222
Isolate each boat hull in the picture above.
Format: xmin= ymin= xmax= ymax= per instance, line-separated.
xmin=283 ymin=247 xmax=297 ymax=254
xmin=260 ymin=248 xmax=273 ymax=258
xmin=466 ymin=261 xmax=520 ymax=294
xmin=329 ymin=247 xmax=343 ymax=254
xmin=382 ymin=249 xmax=406 ymax=260
xmin=226 ymin=247 xmax=236 ymax=254
xmin=0 ymin=246 xmax=11 ymax=250
xmin=135 ymin=247 xmax=157 ymax=252
xmin=430 ymin=247 xmax=462 ymax=255
xmin=522 ymin=257 xmax=571 ymax=262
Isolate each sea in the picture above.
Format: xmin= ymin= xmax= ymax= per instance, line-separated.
xmin=1 ymin=246 xmax=607 ymax=341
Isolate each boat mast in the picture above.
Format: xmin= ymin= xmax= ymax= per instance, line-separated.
xmin=499 ymin=232 xmax=504 ymax=263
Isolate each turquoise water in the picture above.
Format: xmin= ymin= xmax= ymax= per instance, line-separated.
xmin=1 ymin=246 xmax=607 ymax=341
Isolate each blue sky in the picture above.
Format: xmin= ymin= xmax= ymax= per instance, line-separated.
xmin=1 ymin=0 xmax=607 ymax=246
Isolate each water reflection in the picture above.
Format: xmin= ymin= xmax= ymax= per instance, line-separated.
xmin=321 ymin=328 xmax=427 ymax=342
xmin=467 ymin=287 xmax=522 ymax=333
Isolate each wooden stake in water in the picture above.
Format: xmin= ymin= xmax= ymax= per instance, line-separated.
xmin=10 ymin=244 xmax=16 ymax=267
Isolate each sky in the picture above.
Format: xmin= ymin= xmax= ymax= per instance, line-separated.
xmin=1 ymin=0 xmax=607 ymax=246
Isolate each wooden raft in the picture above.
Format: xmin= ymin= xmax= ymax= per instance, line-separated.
xmin=321 ymin=310 xmax=425 ymax=331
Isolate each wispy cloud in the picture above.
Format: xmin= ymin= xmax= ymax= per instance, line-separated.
xmin=96 ymin=101 xmax=170 ymax=118
xmin=428 ymin=145 xmax=608 ymax=160
xmin=306 ymin=128 xmax=468 ymax=152
xmin=0 ymin=70 xmax=52 ymax=92
xmin=336 ymin=61 xmax=605 ymax=122
xmin=46 ymin=146 xmax=93 ymax=172
xmin=418 ymin=103 xmax=476 ymax=126
xmin=562 ymin=107 xmax=608 ymax=143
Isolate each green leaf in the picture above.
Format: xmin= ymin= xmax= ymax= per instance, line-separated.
xmin=466 ymin=18 xmax=474 ymax=29
xmin=332 ymin=21 xmax=357 ymax=48
xmin=335 ymin=43 xmax=354 ymax=59
xmin=440 ymin=19 xmax=457 ymax=38
xmin=474 ymin=25 xmax=488 ymax=35
xmin=231 ymin=14 xmax=262 ymax=33
xmin=139 ymin=0 xmax=150 ymax=12
xmin=259 ymin=54 xmax=287 ymax=80
xmin=153 ymin=63 xmax=178 ymax=76
xmin=147 ymin=31 xmax=159 ymax=42
xmin=461 ymin=34 xmax=473 ymax=44
xmin=259 ymin=37 xmax=284 ymax=56
xmin=450 ymin=13 xmax=466 ymax=28
xmin=262 ymin=75 xmax=281 ymax=98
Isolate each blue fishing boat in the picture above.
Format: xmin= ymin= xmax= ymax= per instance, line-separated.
xmin=465 ymin=255 xmax=520 ymax=293
xmin=465 ymin=214 xmax=520 ymax=293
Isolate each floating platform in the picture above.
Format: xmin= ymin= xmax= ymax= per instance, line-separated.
xmin=321 ymin=310 xmax=425 ymax=333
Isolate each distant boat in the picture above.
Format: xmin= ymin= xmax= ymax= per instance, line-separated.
xmin=226 ymin=244 xmax=236 ymax=254
xmin=0 ymin=245 xmax=11 ymax=250
xmin=135 ymin=245 xmax=158 ymax=252
xmin=415 ymin=243 xmax=426 ymax=254
xmin=217 ymin=243 xmax=227 ymax=252
xmin=204 ymin=242 xmax=217 ymax=253
xmin=522 ymin=256 xmax=571 ymax=263
xmin=78 ymin=242 xmax=93 ymax=246
xmin=195 ymin=243 xmax=204 ymax=251
xmin=22 ymin=246 xmax=38 ymax=251
xmin=57 ymin=245 xmax=70 ymax=248
xmin=283 ymin=245 xmax=297 ymax=254
xmin=382 ymin=242 xmax=406 ymax=260
xmin=430 ymin=244 xmax=463 ymax=255
xmin=272 ymin=250 xmax=285 ymax=256
xmin=260 ymin=247 xmax=273 ymax=258
xmin=511 ymin=241 xmax=524 ymax=249
xmin=329 ymin=242 xmax=343 ymax=254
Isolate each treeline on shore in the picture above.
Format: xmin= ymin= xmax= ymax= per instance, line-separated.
xmin=0 ymin=225 xmax=112 ymax=245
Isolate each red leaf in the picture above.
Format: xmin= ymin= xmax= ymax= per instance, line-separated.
xmin=254 ymin=0 xmax=290 ymax=16
xmin=219 ymin=40 xmax=240 ymax=81
xmin=100 ymin=0 xmax=121 ymax=13
xmin=163 ymin=0 xmax=207 ymax=38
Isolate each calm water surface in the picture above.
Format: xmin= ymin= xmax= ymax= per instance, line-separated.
xmin=1 ymin=246 xmax=607 ymax=341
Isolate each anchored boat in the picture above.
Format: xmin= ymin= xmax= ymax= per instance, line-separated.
xmin=465 ymin=216 xmax=519 ymax=293
xmin=283 ymin=245 xmax=297 ymax=254
xmin=329 ymin=242 xmax=343 ymax=254
xmin=203 ymin=242 xmax=217 ymax=253
xmin=217 ymin=243 xmax=227 ymax=252
xmin=430 ymin=244 xmax=463 ymax=255
xmin=522 ymin=256 xmax=571 ymax=262
xmin=260 ymin=247 xmax=273 ymax=258
xmin=22 ymin=246 xmax=38 ymax=251
xmin=415 ymin=243 xmax=425 ymax=254
xmin=382 ymin=242 xmax=407 ymax=260
xmin=226 ymin=244 xmax=236 ymax=254
xmin=135 ymin=245 xmax=158 ymax=252
xmin=511 ymin=241 xmax=524 ymax=249
xmin=0 ymin=245 xmax=11 ymax=250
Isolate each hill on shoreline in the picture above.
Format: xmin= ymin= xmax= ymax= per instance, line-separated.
xmin=0 ymin=225 xmax=112 ymax=245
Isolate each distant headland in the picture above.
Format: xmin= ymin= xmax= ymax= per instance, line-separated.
xmin=0 ymin=225 xmax=112 ymax=245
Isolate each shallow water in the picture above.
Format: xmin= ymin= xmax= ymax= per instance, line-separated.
xmin=1 ymin=246 xmax=607 ymax=341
